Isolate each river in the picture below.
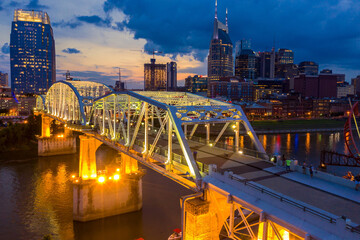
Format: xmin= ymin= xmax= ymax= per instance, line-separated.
xmin=0 ymin=131 xmax=357 ymax=240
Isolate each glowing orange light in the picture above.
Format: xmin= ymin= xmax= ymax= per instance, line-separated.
xmin=116 ymin=168 xmax=120 ymax=172
xmin=114 ymin=174 xmax=120 ymax=180
xmin=71 ymin=174 xmax=76 ymax=178
xmin=98 ymin=176 xmax=105 ymax=183
xmin=83 ymin=175 xmax=89 ymax=179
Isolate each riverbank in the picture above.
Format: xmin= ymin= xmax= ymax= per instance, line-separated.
xmin=251 ymin=119 xmax=346 ymax=132
xmin=0 ymin=142 xmax=38 ymax=161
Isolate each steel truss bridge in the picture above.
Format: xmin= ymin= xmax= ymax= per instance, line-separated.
xmin=35 ymin=81 xmax=360 ymax=240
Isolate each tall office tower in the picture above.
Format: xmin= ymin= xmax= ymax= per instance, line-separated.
xmin=276 ymin=49 xmax=294 ymax=64
xmin=298 ymin=61 xmax=318 ymax=75
xmin=351 ymin=75 xmax=360 ymax=95
xmin=144 ymin=58 xmax=166 ymax=91
xmin=259 ymin=49 xmax=275 ymax=78
xmin=0 ymin=72 xmax=9 ymax=87
xmin=166 ymin=61 xmax=177 ymax=91
xmin=275 ymin=48 xmax=296 ymax=79
xmin=235 ymin=48 xmax=258 ymax=81
xmin=10 ymin=10 xmax=56 ymax=94
xmin=207 ymin=2 xmax=233 ymax=81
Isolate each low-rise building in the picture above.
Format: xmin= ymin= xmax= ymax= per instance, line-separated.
xmin=337 ymin=84 xmax=354 ymax=98
xmin=209 ymin=78 xmax=254 ymax=102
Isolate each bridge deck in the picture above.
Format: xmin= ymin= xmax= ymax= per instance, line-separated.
xmin=152 ymin=137 xmax=360 ymax=225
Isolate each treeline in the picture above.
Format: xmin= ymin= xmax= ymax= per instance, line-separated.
xmin=0 ymin=114 xmax=42 ymax=152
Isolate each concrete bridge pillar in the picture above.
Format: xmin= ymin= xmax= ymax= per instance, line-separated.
xmin=182 ymin=196 xmax=219 ymax=240
xmin=41 ymin=115 xmax=51 ymax=138
xmin=73 ymin=137 xmax=144 ymax=222
xmin=38 ymin=115 xmax=76 ymax=156
xmin=78 ymin=135 xmax=102 ymax=180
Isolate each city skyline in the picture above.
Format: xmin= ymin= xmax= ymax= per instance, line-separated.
xmin=0 ymin=0 xmax=359 ymax=88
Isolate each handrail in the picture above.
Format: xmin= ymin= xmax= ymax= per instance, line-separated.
xmin=228 ymin=174 xmax=337 ymax=223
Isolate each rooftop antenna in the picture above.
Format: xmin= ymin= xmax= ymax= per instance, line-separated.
xmin=226 ymin=8 xmax=228 ymax=27
xmin=215 ymin=0 xmax=218 ymax=19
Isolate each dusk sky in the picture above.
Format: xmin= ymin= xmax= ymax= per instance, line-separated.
xmin=0 ymin=0 xmax=359 ymax=88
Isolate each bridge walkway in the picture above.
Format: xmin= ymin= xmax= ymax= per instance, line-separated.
xmin=149 ymin=136 xmax=360 ymax=225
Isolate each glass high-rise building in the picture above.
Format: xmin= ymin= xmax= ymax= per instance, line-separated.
xmin=166 ymin=61 xmax=177 ymax=91
xmin=10 ymin=9 xmax=56 ymax=95
xmin=144 ymin=58 xmax=166 ymax=91
xmin=235 ymin=40 xmax=259 ymax=81
xmin=207 ymin=2 xmax=233 ymax=81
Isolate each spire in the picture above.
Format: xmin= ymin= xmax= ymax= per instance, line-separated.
xmin=226 ymin=8 xmax=228 ymax=27
xmin=215 ymin=0 xmax=218 ymax=19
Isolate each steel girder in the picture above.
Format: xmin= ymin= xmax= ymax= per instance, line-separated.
xmin=43 ymin=81 xmax=113 ymax=125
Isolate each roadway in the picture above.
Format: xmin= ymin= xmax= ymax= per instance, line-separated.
xmin=151 ymin=136 xmax=360 ymax=225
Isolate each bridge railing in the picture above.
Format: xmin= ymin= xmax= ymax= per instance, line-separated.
xmin=133 ymin=138 xmax=210 ymax=175
xmin=228 ymin=174 xmax=337 ymax=224
xmin=228 ymin=174 xmax=360 ymax=234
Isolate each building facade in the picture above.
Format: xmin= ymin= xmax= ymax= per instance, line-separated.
xmin=144 ymin=58 xmax=166 ymax=91
xmin=166 ymin=61 xmax=177 ymax=91
xmin=10 ymin=10 xmax=56 ymax=94
xmin=0 ymin=72 xmax=9 ymax=87
xmin=235 ymin=49 xmax=258 ymax=81
xmin=209 ymin=79 xmax=254 ymax=102
xmin=185 ymin=75 xmax=209 ymax=93
xmin=337 ymin=84 xmax=354 ymax=98
xmin=293 ymin=74 xmax=337 ymax=98
xmin=259 ymin=50 xmax=275 ymax=78
xmin=207 ymin=4 xmax=233 ymax=81
xmin=298 ymin=61 xmax=318 ymax=75
xmin=351 ymin=75 xmax=360 ymax=95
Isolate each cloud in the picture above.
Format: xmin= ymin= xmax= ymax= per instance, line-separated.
xmin=53 ymin=15 xmax=111 ymax=29
xmin=101 ymin=0 xmax=360 ymax=76
xmin=1 ymin=43 xmax=9 ymax=54
xmin=53 ymin=20 xmax=82 ymax=29
xmin=26 ymin=0 xmax=48 ymax=9
xmin=76 ymin=15 xmax=111 ymax=27
xmin=62 ymin=48 xmax=81 ymax=54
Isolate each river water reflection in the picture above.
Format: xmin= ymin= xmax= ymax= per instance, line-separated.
xmin=0 ymin=131 xmax=357 ymax=239
xmin=0 ymin=154 xmax=192 ymax=240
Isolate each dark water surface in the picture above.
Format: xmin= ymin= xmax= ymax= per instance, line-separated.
xmin=0 ymin=131 xmax=357 ymax=240
xmin=0 ymin=154 xmax=192 ymax=240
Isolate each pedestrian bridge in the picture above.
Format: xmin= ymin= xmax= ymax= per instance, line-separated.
xmin=35 ymin=80 xmax=360 ymax=240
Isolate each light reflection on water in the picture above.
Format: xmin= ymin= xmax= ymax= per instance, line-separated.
xmin=255 ymin=131 xmax=360 ymax=176
xmin=0 ymin=154 xmax=192 ymax=240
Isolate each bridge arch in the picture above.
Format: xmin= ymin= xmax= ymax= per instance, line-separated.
xmin=45 ymin=81 xmax=113 ymax=125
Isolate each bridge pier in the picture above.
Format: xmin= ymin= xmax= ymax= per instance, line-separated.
xmin=182 ymin=196 xmax=219 ymax=240
xmin=38 ymin=115 xmax=76 ymax=156
xmin=73 ymin=136 xmax=144 ymax=222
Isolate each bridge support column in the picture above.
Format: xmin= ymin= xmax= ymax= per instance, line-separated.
xmin=38 ymin=115 xmax=76 ymax=156
xmin=73 ymin=146 xmax=144 ymax=222
xmin=41 ymin=115 xmax=51 ymax=137
xmin=79 ymin=135 xmax=102 ymax=179
xmin=182 ymin=197 xmax=218 ymax=240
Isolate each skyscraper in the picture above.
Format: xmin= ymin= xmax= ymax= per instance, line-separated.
xmin=207 ymin=2 xmax=233 ymax=81
xmin=276 ymin=49 xmax=294 ymax=64
xmin=275 ymin=49 xmax=297 ymax=79
xmin=235 ymin=40 xmax=259 ymax=81
xmin=166 ymin=61 xmax=177 ymax=91
xmin=298 ymin=61 xmax=318 ymax=75
xmin=10 ymin=10 xmax=56 ymax=94
xmin=144 ymin=58 xmax=166 ymax=91
xmin=259 ymin=50 xmax=275 ymax=79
